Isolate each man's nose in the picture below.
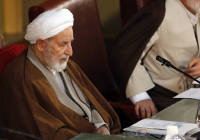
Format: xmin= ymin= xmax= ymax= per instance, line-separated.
xmin=64 ymin=44 xmax=73 ymax=56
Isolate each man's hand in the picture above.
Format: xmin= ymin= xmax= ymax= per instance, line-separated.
xmin=184 ymin=58 xmax=200 ymax=80
xmin=134 ymin=99 xmax=157 ymax=119
xmin=96 ymin=125 xmax=110 ymax=135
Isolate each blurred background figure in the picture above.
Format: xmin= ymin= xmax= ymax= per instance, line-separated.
xmin=0 ymin=34 xmax=5 ymax=48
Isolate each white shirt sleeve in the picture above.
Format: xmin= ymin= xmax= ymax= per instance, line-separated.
xmin=91 ymin=109 xmax=109 ymax=129
xmin=129 ymin=92 xmax=151 ymax=104
xmin=126 ymin=31 xmax=159 ymax=98
xmin=94 ymin=122 xmax=109 ymax=129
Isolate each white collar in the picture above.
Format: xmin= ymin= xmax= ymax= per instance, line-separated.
xmin=185 ymin=9 xmax=198 ymax=26
xmin=181 ymin=2 xmax=198 ymax=26
xmin=27 ymin=47 xmax=58 ymax=75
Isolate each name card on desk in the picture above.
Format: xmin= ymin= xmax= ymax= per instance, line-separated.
xmin=174 ymin=88 xmax=200 ymax=99
xmin=124 ymin=119 xmax=197 ymax=136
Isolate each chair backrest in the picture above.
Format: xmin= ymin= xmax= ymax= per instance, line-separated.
xmin=120 ymin=0 xmax=152 ymax=26
xmin=0 ymin=44 xmax=26 ymax=73
xmin=28 ymin=0 xmax=118 ymax=99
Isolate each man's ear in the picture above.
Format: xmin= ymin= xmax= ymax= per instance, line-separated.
xmin=35 ymin=39 xmax=48 ymax=52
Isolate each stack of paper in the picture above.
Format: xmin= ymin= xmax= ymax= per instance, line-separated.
xmin=124 ymin=119 xmax=198 ymax=136
xmin=174 ymin=88 xmax=200 ymax=99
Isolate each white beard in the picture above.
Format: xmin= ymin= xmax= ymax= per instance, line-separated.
xmin=43 ymin=44 xmax=69 ymax=72
xmin=186 ymin=0 xmax=200 ymax=14
xmin=50 ymin=56 xmax=69 ymax=72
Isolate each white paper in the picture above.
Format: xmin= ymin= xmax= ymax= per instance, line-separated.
xmin=174 ymin=88 xmax=200 ymax=99
xmin=124 ymin=119 xmax=198 ymax=136
xmin=192 ymin=78 xmax=200 ymax=84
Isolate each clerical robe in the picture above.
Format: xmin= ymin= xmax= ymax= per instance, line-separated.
xmin=126 ymin=0 xmax=200 ymax=97
xmin=110 ymin=0 xmax=200 ymax=109
xmin=110 ymin=0 xmax=166 ymax=96
xmin=0 ymin=50 xmax=120 ymax=140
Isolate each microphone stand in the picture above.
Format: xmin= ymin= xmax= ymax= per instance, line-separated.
xmin=156 ymin=56 xmax=200 ymax=129
xmin=156 ymin=55 xmax=200 ymax=84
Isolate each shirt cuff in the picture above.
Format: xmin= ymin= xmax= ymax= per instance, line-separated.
xmin=94 ymin=122 xmax=109 ymax=129
xmin=129 ymin=92 xmax=151 ymax=104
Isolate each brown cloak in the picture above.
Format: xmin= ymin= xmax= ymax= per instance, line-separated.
xmin=0 ymin=50 xmax=120 ymax=140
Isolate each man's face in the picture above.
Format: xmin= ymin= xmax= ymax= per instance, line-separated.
xmin=42 ymin=27 xmax=74 ymax=72
xmin=185 ymin=0 xmax=200 ymax=14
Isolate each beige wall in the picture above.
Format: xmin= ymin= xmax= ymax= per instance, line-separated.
xmin=1 ymin=0 xmax=47 ymax=45
xmin=0 ymin=0 xmax=3 ymax=34
xmin=0 ymin=0 xmax=121 ymax=45
xmin=3 ymin=0 xmax=23 ymax=34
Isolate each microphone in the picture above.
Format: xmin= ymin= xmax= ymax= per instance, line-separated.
xmin=156 ymin=55 xmax=200 ymax=84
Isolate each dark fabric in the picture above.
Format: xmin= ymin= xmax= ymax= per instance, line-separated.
xmin=148 ymin=84 xmax=181 ymax=111
xmin=110 ymin=0 xmax=166 ymax=97
xmin=120 ymin=0 xmax=153 ymax=26
xmin=0 ymin=50 xmax=120 ymax=140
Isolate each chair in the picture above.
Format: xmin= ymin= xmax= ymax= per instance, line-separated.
xmin=0 ymin=44 xmax=26 ymax=73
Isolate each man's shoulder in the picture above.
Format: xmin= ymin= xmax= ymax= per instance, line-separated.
xmin=1 ymin=51 xmax=26 ymax=77
xmin=0 ymin=50 xmax=40 ymax=84
xmin=0 ymin=52 xmax=28 ymax=94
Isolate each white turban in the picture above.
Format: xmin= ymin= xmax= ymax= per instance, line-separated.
xmin=25 ymin=8 xmax=74 ymax=44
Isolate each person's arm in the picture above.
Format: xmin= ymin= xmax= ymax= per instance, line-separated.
xmin=126 ymin=32 xmax=159 ymax=119
xmin=95 ymin=124 xmax=110 ymax=135
xmin=91 ymin=109 xmax=110 ymax=135
xmin=129 ymin=92 xmax=151 ymax=104
xmin=129 ymin=92 xmax=157 ymax=119
xmin=126 ymin=52 xmax=157 ymax=119
xmin=68 ymin=60 xmax=121 ymax=134
xmin=126 ymin=31 xmax=159 ymax=98
xmin=126 ymin=59 xmax=155 ymax=98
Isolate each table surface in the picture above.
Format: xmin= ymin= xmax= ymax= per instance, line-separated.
xmin=152 ymin=99 xmax=199 ymax=123
xmin=72 ymin=99 xmax=200 ymax=140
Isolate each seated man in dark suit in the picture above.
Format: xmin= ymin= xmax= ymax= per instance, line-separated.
xmin=0 ymin=8 xmax=120 ymax=140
